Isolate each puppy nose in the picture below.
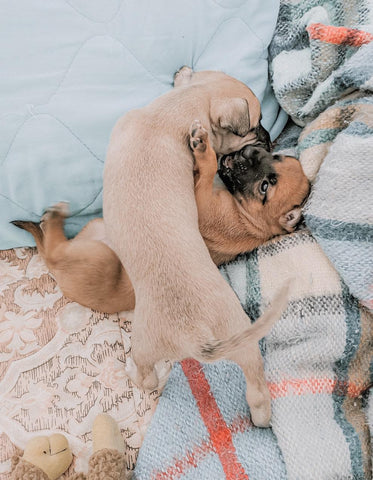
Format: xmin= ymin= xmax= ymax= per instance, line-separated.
xmin=241 ymin=145 xmax=259 ymax=160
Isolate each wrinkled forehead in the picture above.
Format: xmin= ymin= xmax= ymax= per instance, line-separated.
xmin=271 ymin=157 xmax=310 ymax=201
xmin=272 ymin=156 xmax=302 ymax=175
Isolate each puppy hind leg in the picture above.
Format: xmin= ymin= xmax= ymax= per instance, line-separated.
xmin=40 ymin=202 xmax=70 ymax=261
xmin=228 ymin=343 xmax=272 ymax=428
xmin=38 ymin=203 xmax=133 ymax=313
xmin=13 ymin=202 xmax=70 ymax=267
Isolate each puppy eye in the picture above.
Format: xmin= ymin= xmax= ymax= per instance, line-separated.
xmin=259 ymin=180 xmax=269 ymax=195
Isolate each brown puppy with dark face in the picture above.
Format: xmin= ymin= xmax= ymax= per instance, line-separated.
xmin=191 ymin=121 xmax=310 ymax=265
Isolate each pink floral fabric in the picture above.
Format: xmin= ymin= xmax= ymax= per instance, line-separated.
xmin=0 ymin=248 xmax=159 ymax=479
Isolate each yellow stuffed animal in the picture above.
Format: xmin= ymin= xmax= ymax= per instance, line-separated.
xmin=10 ymin=414 xmax=130 ymax=480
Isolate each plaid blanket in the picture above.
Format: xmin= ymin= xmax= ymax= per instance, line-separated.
xmin=135 ymin=231 xmax=372 ymax=479
xmin=134 ymin=1 xmax=373 ymax=479
xmin=269 ymin=0 xmax=373 ymax=310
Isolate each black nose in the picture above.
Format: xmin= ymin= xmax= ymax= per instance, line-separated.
xmin=241 ymin=145 xmax=260 ymax=160
xmin=241 ymin=146 xmax=268 ymax=166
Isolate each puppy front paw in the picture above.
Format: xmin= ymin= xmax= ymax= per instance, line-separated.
xmin=174 ymin=65 xmax=193 ymax=87
xmin=189 ymin=120 xmax=208 ymax=153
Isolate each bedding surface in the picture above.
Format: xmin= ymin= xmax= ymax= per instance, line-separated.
xmin=134 ymin=230 xmax=372 ymax=480
xmin=269 ymin=0 xmax=373 ymax=311
xmin=0 ymin=0 xmax=286 ymax=249
xmin=0 ymin=247 xmax=157 ymax=478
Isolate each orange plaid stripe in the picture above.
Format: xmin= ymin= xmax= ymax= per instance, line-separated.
xmin=153 ymin=416 xmax=253 ymax=480
xmin=181 ymin=359 xmax=249 ymax=480
xmin=268 ymin=376 xmax=370 ymax=398
xmin=152 ymin=366 xmax=370 ymax=479
xmin=307 ymin=23 xmax=373 ymax=47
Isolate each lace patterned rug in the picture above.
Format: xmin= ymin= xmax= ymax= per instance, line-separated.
xmin=0 ymin=247 xmax=158 ymax=479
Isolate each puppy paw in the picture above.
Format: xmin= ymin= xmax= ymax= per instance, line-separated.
xmin=189 ymin=120 xmax=208 ymax=153
xmin=125 ymin=357 xmax=140 ymax=386
xmin=40 ymin=202 xmax=69 ymax=232
xmin=174 ymin=65 xmax=193 ymax=87
xmin=248 ymin=394 xmax=272 ymax=428
xmin=142 ymin=370 xmax=160 ymax=391
xmin=41 ymin=202 xmax=69 ymax=220
xmin=125 ymin=358 xmax=160 ymax=391
xmin=154 ymin=360 xmax=172 ymax=391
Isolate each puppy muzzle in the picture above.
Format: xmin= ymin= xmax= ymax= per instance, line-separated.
xmin=218 ymin=145 xmax=276 ymax=195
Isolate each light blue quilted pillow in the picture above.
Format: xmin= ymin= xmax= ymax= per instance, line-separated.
xmin=0 ymin=0 xmax=287 ymax=249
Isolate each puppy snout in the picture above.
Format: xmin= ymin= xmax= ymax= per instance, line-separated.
xmin=241 ymin=145 xmax=266 ymax=167
xmin=241 ymin=145 xmax=260 ymax=161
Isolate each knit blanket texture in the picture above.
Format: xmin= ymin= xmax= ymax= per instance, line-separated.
xmin=135 ymin=231 xmax=372 ymax=479
xmin=270 ymin=0 xmax=373 ymax=311
xmin=134 ymin=1 xmax=373 ymax=479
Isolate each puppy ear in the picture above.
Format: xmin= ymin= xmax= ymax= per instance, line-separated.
xmin=210 ymin=98 xmax=250 ymax=137
xmin=279 ymin=207 xmax=303 ymax=232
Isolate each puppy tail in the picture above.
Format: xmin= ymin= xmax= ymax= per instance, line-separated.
xmin=11 ymin=221 xmax=45 ymax=256
xmin=201 ymin=283 xmax=291 ymax=361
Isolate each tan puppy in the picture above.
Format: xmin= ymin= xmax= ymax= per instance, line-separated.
xmin=14 ymin=69 xmax=307 ymax=427
xmin=102 ymin=69 xmax=302 ymax=427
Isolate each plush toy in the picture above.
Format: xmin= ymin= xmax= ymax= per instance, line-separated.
xmin=10 ymin=414 xmax=130 ymax=480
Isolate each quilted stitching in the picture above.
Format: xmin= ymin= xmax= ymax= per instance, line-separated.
xmin=0 ymin=0 xmax=285 ymax=249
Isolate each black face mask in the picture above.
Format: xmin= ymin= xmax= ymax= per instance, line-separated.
xmin=218 ymin=146 xmax=280 ymax=196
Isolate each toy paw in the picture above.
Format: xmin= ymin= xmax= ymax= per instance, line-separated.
xmin=89 ymin=448 xmax=128 ymax=480
xmin=11 ymin=457 xmax=50 ymax=480
xmin=21 ymin=434 xmax=72 ymax=480
xmin=93 ymin=414 xmax=125 ymax=454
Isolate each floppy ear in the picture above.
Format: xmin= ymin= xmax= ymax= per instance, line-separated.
xmin=279 ymin=207 xmax=303 ymax=232
xmin=210 ymin=98 xmax=250 ymax=137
